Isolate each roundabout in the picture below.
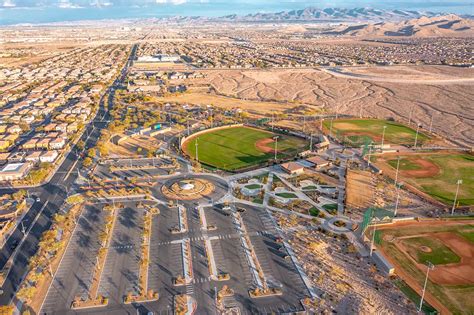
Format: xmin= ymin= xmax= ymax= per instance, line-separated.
xmin=159 ymin=174 xmax=229 ymax=202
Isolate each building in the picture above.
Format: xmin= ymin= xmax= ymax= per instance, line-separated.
xmin=306 ymin=156 xmax=331 ymax=169
xmin=281 ymin=162 xmax=305 ymax=175
xmin=49 ymin=137 xmax=66 ymax=150
xmin=0 ymin=163 xmax=32 ymax=181
xmin=40 ymin=150 xmax=58 ymax=163
xmin=25 ymin=151 xmax=42 ymax=163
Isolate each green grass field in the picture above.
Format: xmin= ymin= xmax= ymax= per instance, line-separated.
xmin=385 ymin=153 xmax=474 ymax=206
xmin=323 ymin=118 xmax=429 ymax=146
xmin=184 ymin=126 xmax=307 ymax=171
xmin=403 ymin=236 xmax=461 ymax=265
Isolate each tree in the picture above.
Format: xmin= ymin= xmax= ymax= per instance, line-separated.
xmin=12 ymin=189 xmax=27 ymax=200
xmin=87 ymin=148 xmax=96 ymax=159
xmin=76 ymin=141 xmax=85 ymax=151
xmin=83 ymin=157 xmax=93 ymax=168
xmin=16 ymin=286 xmax=36 ymax=303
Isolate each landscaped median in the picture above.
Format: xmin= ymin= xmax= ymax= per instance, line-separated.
xmin=174 ymin=294 xmax=196 ymax=315
xmin=174 ymin=239 xmax=193 ymax=286
xmin=15 ymin=203 xmax=84 ymax=314
xmin=204 ymin=238 xmax=230 ymax=281
xmin=71 ymin=204 xmax=118 ymax=310
xmin=124 ymin=207 xmax=159 ymax=304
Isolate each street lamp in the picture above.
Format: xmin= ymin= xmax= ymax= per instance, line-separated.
xmin=381 ymin=125 xmax=387 ymax=151
xmin=419 ymin=261 xmax=434 ymax=312
xmin=451 ymin=179 xmax=463 ymax=215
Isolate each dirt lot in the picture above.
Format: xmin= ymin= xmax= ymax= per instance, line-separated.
xmin=107 ymin=135 xmax=161 ymax=158
xmin=190 ymin=66 xmax=474 ymax=147
xmin=346 ymin=170 xmax=375 ymax=210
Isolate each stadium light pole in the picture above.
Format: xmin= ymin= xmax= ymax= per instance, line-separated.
xmin=408 ymin=107 xmax=414 ymax=125
xmin=429 ymin=112 xmax=435 ymax=134
xmin=381 ymin=125 xmax=387 ymax=151
xmin=309 ymin=134 xmax=313 ymax=151
xmin=195 ymin=138 xmax=199 ymax=163
xmin=271 ymin=112 xmax=274 ymax=131
xmin=394 ymin=156 xmax=401 ymax=187
xmin=451 ymin=179 xmax=463 ymax=215
xmin=329 ymin=117 xmax=334 ymax=138
xmin=394 ymin=182 xmax=403 ymax=217
xmin=414 ymin=123 xmax=421 ymax=148
xmin=274 ymin=136 xmax=279 ymax=161
xmin=369 ymin=215 xmax=377 ymax=257
xmin=419 ymin=261 xmax=434 ymax=313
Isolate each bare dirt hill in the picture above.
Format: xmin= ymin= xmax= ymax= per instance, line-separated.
xmin=326 ymin=15 xmax=474 ymax=37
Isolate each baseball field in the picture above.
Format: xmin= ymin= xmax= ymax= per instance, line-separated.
xmin=374 ymin=219 xmax=474 ymax=314
xmin=322 ymin=118 xmax=430 ymax=146
xmin=183 ymin=126 xmax=307 ymax=171
xmin=375 ymin=152 xmax=474 ymax=206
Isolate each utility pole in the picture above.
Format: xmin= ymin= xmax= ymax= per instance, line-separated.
xmin=381 ymin=125 xmax=387 ymax=151
xmin=419 ymin=262 xmax=434 ymax=313
xmin=414 ymin=123 xmax=421 ymax=148
xmin=451 ymin=179 xmax=463 ymax=215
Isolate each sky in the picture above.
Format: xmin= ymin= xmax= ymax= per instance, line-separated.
xmin=0 ymin=0 xmax=472 ymax=25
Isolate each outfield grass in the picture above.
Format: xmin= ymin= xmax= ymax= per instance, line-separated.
xmin=386 ymin=154 xmax=474 ymax=206
xmin=403 ymin=237 xmax=461 ymax=265
xmin=323 ymin=118 xmax=429 ymax=146
xmin=184 ymin=126 xmax=307 ymax=171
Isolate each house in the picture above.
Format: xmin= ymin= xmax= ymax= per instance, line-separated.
xmin=67 ymin=122 xmax=78 ymax=133
xmin=25 ymin=151 xmax=43 ymax=162
xmin=40 ymin=150 xmax=58 ymax=163
xmin=49 ymin=137 xmax=66 ymax=150
xmin=306 ymin=156 xmax=331 ymax=169
xmin=314 ymin=135 xmax=330 ymax=152
xmin=0 ymin=163 xmax=32 ymax=181
xmin=44 ymin=123 xmax=57 ymax=132
xmin=0 ymin=125 xmax=6 ymax=134
xmin=0 ymin=140 xmax=11 ymax=151
xmin=7 ymin=125 xmax=22 ymax=134
xmin=36 ymin=138 xmax=51 ymax=150
xmin=22 ymin=139 xmax=38 ymax=150
xmin=281 ymin=162 xmax=305 ymax=175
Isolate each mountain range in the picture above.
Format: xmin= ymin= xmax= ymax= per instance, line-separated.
xmin=323 ymin=14 xmax=474 ymax=37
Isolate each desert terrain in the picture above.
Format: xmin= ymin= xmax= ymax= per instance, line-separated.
xmin=192 ymin=66 xmax=474 ymax=147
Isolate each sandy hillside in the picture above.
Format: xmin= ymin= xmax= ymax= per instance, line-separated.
xmin=197 ymin=66 xmax=474 ymax=146
xmin=328 ymin=15 xmax=474 ymax=37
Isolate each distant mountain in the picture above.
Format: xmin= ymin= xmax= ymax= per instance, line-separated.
xmin=324 ymin=14 xmax=474 ymax=37
xmin=213 ymin=7 xmax=440 ymax=23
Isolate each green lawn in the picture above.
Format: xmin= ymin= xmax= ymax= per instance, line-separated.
xmin=386 ymin=154 xmax=474 ymax=206
xmin=185 ymin=126 xmax=307 ymax=171
xmin=323 ymin=118 xmax=429 ymax=146
xmin=275 ymin=192 xmax=298 ymax=198
xmin=322 ymin=203 xmax=338 ymax=214
xmin=403 ymin=236 xmax=461 ymax=265
xmin=245 ymin=184 xmax=262 ymax=190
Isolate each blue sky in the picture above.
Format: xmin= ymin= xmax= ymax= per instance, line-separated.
xmin=2 ymin=0 xmax=473 ymax=10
